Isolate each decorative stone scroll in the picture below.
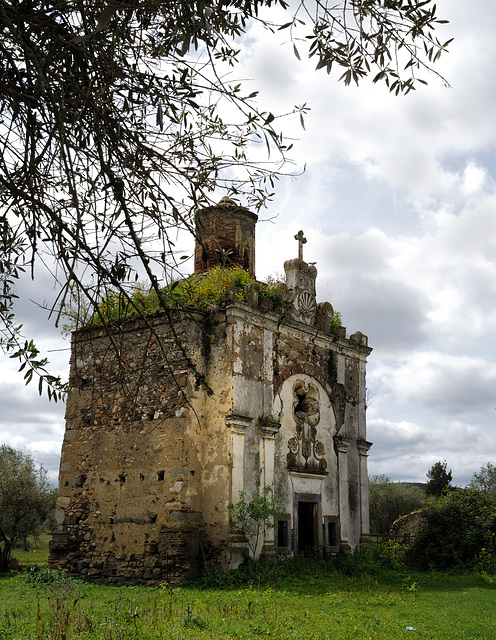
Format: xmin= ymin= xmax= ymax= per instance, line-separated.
xmin=287 ymin=380 xmax=327 ymax=474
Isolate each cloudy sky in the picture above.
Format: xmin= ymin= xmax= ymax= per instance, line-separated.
xmin=2 ymin=0 xmax=496 ymax=487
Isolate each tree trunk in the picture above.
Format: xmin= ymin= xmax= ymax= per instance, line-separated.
xmin=0 ymin=537 xmax=16 ymax=572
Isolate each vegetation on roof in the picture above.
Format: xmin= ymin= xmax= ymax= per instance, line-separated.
xmin=65 ymin=266 xmax=342 ymax=333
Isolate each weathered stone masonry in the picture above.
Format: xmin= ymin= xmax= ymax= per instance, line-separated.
xmin=50 ymin=199 xmax=373 ymax=584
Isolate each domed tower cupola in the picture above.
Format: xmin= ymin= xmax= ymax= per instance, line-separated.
xmin=194 ymin=197 xmax=258 ymax=277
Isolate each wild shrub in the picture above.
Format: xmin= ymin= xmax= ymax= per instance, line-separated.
xmin=190 ymin=557 xmax=281 ymax=589
xmin=330 ymin=540 xmax=405 ymax=577
xmin=66 ymin=267 xmax=342 ymax=330
xmin=24 ymin=566 xmax=72 ymax=587
xmin=368 ymin=474 xmax=425 ymax=536
xmin=228 ymin=487 xmax=284 ymax=559
xmin=405 ymin=489 xmax=496 ymax=571
xmin=192 ymin=541 xmax=407 ymax=589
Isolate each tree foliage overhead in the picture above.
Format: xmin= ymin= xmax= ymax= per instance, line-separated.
xmin=0 ymin=444 xmax=53 ymax=571
xmin=0 ymin=0 xmax=451 ymax=396
xmin=425 ymin=460 xmax=452 ymax=496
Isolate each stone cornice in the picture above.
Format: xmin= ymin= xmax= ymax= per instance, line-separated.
xmin=225 ymin=413 xmax=252 ymax=433
xmin=333 ymin=436 xmax=352 ymax=454
xmin=357 ymin=440 xmax=373 ymax=455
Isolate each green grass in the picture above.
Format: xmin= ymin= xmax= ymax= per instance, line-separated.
xmin=0 ymin=558 xmax=495 ymax=639
xmin=10 ymin=532 xmax=51 ymax=567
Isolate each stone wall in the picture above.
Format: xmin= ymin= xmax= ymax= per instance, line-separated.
xmin=389 ymin=510 xmax=425 ymax=544
xmin=50 ymin=315 xmax=220 ymax=584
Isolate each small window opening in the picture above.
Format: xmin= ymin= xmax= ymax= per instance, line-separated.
xmin=277 ymin=520 xmax=289 ymax=548
xmin=328 ymin=522 xmax=338 ymax=548
xmin=294 ymin=390 xmax=307 ymax=418
xmin=242 ymin=250 xmax=249 ymax=271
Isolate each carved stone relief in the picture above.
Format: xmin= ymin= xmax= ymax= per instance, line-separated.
xmin=294 ymin=291 xmax=317 ymax=324
xmin=287 ymin=380 xmax=327 ymax=474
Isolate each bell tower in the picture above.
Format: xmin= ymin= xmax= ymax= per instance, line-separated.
xmin=194 ymin=197 xmax=258 ymax=277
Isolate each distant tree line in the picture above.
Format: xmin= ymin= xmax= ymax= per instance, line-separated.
xmin=369 ymin=460 xmax=496 ymax=573
xmin=369 ymin=460 xmax=496 ymax=538
xmin=369 ymin=459 xmax=453 ymax=536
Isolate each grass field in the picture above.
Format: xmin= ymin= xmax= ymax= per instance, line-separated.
xmin=9 ymin=532 xmax=52 ymax=567
xmin=2 ymin=536 xmax=495 ymax=639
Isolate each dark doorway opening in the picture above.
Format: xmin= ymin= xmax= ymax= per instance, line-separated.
xmin=297 ymin=501 xmax=317 ymax=553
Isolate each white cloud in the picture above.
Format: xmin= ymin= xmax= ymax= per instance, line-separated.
xmin=461 ymin=162 xmax=488 ymax=195
xmin=376 ymin=352 xmax=496 ymax=419
xmin=367 ymin=412 xmax=491 ymax=485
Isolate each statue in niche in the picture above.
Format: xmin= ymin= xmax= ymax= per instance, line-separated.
xmin=287 ymin=380 xmax=327 ymax=473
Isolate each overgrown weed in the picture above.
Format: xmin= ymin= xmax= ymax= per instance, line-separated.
xmin=190 ymin=541 xmax=407 ymax=591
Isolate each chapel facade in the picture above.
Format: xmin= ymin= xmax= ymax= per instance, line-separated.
xmin=49 ymin=198 xmax=373 ymax=584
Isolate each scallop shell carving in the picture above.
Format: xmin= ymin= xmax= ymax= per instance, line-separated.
xmin=296 ymin=291 xmax=316 ymax=323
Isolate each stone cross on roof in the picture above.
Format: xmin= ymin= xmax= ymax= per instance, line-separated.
xmin=294 ymin=230 xmax=307 ymax=261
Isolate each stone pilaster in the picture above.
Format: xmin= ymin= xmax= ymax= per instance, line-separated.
xmin=357 ymin=440 xmax=373 ymax=537
xmin=334 ymin=436 xmax=351 ymax=545
xmin=225 ymin=414 xmax=252 ymax=504
xmin=259 ymin=420 xmax=281 ymax=547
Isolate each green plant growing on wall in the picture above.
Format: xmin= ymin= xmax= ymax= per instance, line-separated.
xmin=64 ymin=266 xmax=342 ymax=336
xmin=65 ymin=266 xmax=274 ymax=330
xmin=330 ymin=311 xmax=343 ymax=334
xmin=228 ymin=487 xmax=284 ymax=559
xmin=171 ymin=265 xmax=254 ymax=310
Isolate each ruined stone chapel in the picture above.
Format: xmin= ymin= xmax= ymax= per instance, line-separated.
xmin=50 ymin=198 xmax=373 ymax=583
